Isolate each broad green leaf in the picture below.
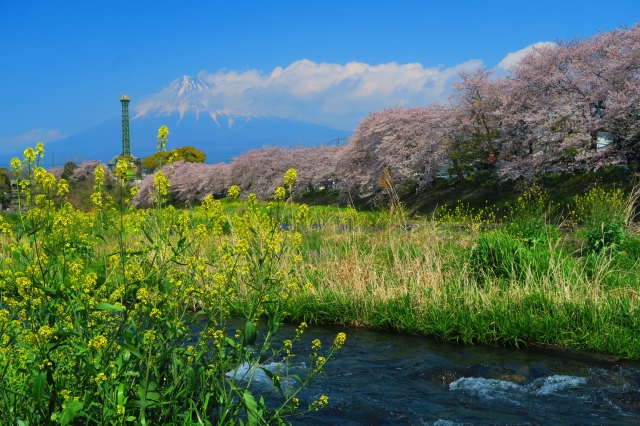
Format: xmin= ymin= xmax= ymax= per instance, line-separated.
xmin=268 ymin=315 xmax=280 ymax=333
xmin=126 ymin=400 xmax=152 ymax=409
xmin=243 ymin=391 xmax=259 ymax=426
xmin=260 ymin=367 xmax=283 ymax=396
xmin=32 ymin=372 xmax=46 ymax=404
xmin=60 ymin=401 xmax=83 ymax=426
xmin=95 ymin=302 xmax=124 ymax=312
xmin=289 ymin=374 xmax=303 ymax=385
xmin=117 ymin=382 xmax=125 ymax=405
xmin=244 ymin=321 xmax=257 ymax=346
xmin=186 ymin=366 xmax=196 ymax=392
xmin=118 ymin=342 xmax=142 ymax=359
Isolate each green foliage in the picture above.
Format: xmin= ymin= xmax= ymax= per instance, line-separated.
xmin=280 ymin=183 xmax=640 ymax=360
xmin=446 ymin=130 xmax=500 ymax=183
xmin=0 ymin=147 xmax=340 ymax=425
xmin=61 ymin=161 xmax=78 ymax=180
xmin=583 ymin=220 xmax=627 ymax=253
xmin=142 ymin=146 xmax=206 ymax=172
xmin=468 ymin=230 xmax=552 ymax=285
xmin=505 ymin=185 xmax=558 ymax=247
xmin=0 ymin=168 xmax=10 ymax=188
xmin=571 ymin=185 xmax=628 ymax=252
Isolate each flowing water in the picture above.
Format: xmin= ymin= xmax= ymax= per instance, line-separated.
xmin=241 ymin=323 xmax=640 ymax=425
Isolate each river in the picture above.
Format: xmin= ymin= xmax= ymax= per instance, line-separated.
xmin=243 ymin=323 xmax=640 ymax=425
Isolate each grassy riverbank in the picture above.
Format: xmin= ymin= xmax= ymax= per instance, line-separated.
xmin=281 ymin=184 xmax=640 ymax=359
xmin=284 ymin=221 xmax=640 ymax=358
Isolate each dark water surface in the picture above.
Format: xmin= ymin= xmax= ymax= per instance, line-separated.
xmin=245 ymin=323 xmax=640 ymax=425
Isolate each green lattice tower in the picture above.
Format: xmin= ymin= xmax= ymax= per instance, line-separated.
xmin=120 ymin=95 xmax=131 ymax=157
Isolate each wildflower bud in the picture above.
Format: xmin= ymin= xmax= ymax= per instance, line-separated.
xmin=334 ymin=332 xmax=346 ymax=349
xmin=284 ymin=168 xmax=297 ymax=187
xmin=274 ymin=186 xmax=286 ymax=201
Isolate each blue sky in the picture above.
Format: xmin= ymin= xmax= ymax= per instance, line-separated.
xmin=1 ymin=0 xmax=639 ymax=152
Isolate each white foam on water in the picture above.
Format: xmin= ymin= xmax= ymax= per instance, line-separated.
xmin=449 ymin=377 xmax=525 ymax=405
xmin=225 ymin=361 xmax=308 ymax=388
xmin=432 ymin=420 xmax=463 ymax=426
xmin=528 ymin=375 xmax=587 ymax=395
xmin=226 ymin=361 xmax=280 ymax=384
xmin=449 ymin=374 xmax=588 ymax=406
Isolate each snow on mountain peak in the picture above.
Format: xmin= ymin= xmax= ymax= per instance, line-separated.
xmin=133 ymin=75 xmax=259 ymax=126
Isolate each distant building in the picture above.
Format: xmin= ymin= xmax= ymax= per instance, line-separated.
xmin=597 ymin=132 xmax=613 ymax=152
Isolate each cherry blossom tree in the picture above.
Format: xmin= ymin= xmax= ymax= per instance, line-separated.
xmin=336 ymin=105 xmax=450 ymax=199
xmin=133 ymin=161 xmax=230 ymax=207
xmin=445 ymin=70 xmax=505 ymax=181
xmin=496 ymin=24 xmax=640 ymax=180
xmin=228 ymin=145 xmax=342 ymax=199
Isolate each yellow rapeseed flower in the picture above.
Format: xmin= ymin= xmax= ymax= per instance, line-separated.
xmin=95 ymin=372 xmax=107 ymax=385
xmin=23 ymin=147 xmax=37 ymax=167
xmin=311 ymin=339 xmax=321 ymax=351
xmin=114 ymin=158 xmax=130 ymax=180
xmin=157 ymin=125 xmax=169 ymax=152
xmin=10 ymin=158 xmax=22 ymax=175
xmin=284 ymin=168 xmax=297 ymax=187
xmin=228 ymin=185 xmax=241 ymax=198
xmin=57 ymin=178 xmax=69 ymax=197
xmin=153 ymin=171 xmax=170 ymax=197
xmin=274 ymin=186 xmax=286 ymax=201
xmin=88 ymin=335 xmax=109 ymax=352
xmin=94 ymin=164 xmax=104 ymax=189
xmin=334 ymin=332 xmax=346 ymax=349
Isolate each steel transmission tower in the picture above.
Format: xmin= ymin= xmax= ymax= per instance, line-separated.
xmin=120 ymin=95 xmax=131 ymax=157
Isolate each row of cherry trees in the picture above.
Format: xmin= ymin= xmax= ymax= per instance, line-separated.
xmin=134 ymin=145 xmax=342 ymax=206
xmin=133 ymin=24 xmax=640 ymax=206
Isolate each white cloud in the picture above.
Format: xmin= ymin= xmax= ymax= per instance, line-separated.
xmin=497 ymin=41 xmax=556 ymax=71
xmin=195 ymin=59 xmax=484 ymax=129
xmin=0 ymin=129 xmax=67 ymax=151
xmin=137 ymin=43 xmax=558 ymax=132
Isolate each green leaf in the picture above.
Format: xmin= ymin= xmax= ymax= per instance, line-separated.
xmin=244 ymin=321 xmax=257 ymax=346
xmin=288 ymin=374 xmax=303 ymax=385
xmin=117 ymin=382 xmax=125 ymax=406
xmin=126 ymin=399 xmax=153 ymax=409
xmin=96 ymin=302 xmax=124 ymax=312
xmin=243 ymin=391 xmax=259 ymax=426
xmin=118 ymin=342 xmax=142 ymax=360
xmin=268 ymin=315 xmax=280 ymax=333
xmin=186 ymin=366 xmax=196 ymax=392
xmin=260 ymin=367 xmax=283 ymax=396
xmin=32 ymin=372 xmax=46 ymax=405
xmin=60 ymin=401 xmax=83 ymax=426
xmin=30 ymin=282 xmax=56 ymax=295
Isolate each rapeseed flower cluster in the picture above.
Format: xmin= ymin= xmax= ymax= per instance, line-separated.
xmin=274 ymin=186 xmax=286 ymax=201
xmin=0 ymin=144 xmax=339 ymax=424
xmin=228 ymin=185 xmax=241 ymax=198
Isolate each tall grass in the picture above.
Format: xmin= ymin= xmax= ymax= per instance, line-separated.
xmin=280 ymin=185 xmax=640 ymax=359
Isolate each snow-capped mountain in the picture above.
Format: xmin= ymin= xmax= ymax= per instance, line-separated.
xmin=4 ymin=76 xmax=350 ymax=165
xmin=133 ymin=75 xmax=259 ymax=126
